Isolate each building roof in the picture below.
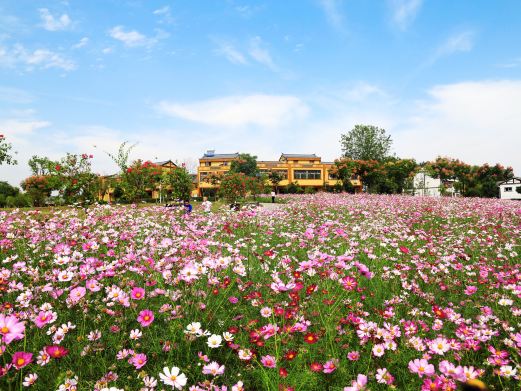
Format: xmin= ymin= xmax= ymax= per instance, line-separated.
xmin=154 ymin=160 xmax=177 ymax=166
xmin=280 ymin=153 xmax=319 ymax=159
xmin=497 ymin=177 xmax=521 ymax=186
xmin=200 ymin=152 xmax=239 ymax=160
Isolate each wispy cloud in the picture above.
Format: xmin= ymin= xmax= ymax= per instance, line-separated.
xmin=427 ymin=30 xmax=475 ymax=65
xmin=157 ymin=94 xmax=308 ymax=128
xmin=317 ymin=0 xmax=345 ymax=32
xmin=497 ymin=57 xmax=521 ymax=68
xmin=389 ymin=0 xmax=423 ymax=30
xmin=38 ymin=8 xmax=72 ymax=31
xmin=0 ymin=44 xmax=76 ymax=71
xmin=72 ymin=37 xmax=89 ymax=49
xmin=248 ymin=36 xmax=277 ymax=71
xmin=213 ymin=39 xmax=248 ymax=65
xmin=153 ymin=6 xmax=174 ymax=24
xmin=0 ymin=86 xmax=34 ymax=104
xmin=108 ymin=26 xmax=168 ymax=48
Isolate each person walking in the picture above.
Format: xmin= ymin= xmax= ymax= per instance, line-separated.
xmin=271 ymin=190 xmax=276 ymax=203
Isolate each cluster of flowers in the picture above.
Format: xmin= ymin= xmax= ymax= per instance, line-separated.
xmin=0 ymin=193 xmax=520 ymax=390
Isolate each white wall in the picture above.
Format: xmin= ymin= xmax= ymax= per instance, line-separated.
xmin=412 ymin=172 xmax=442 ymax=196
xmin=500 ymin=182 xmax=521 ymax=200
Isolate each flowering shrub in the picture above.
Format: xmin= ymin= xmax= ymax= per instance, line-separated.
xmin=0 ymin=194 xmax=520 ymax=390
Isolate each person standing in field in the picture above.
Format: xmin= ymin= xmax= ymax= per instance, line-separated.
xmin=271 ymin=191 xmax=276 ymax=203
xmin=202 ymin=197 xmax=212 ymax=213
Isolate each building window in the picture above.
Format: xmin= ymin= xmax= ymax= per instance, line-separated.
xmin=259 ymin=170 xmax=288 ymax=179
xmin=205 ymin=162 xmax=211 ymax=166
xmin=294 ymin=170 xmax=321 ymax=180
xmin=309 ymin=160 xmax=314 ymax=164
xmin=222 ymin=162 xmax=228 ymax=166
xmin=504 ymin=187 xmax=512 ymax=192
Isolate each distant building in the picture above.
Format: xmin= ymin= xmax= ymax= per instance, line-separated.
xmin=498 ymin=177 xmax=521 ymax=200
xmin=196 ymin=150 xmax=363 ymax=197
xmin=411 ymin=170 xmax=458 ymax=197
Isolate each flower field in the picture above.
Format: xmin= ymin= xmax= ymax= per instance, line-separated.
xmin=1 ymin=194 xmax=520 ymax=391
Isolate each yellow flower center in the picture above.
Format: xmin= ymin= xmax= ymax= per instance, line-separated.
xmin=0 ymin=326 xmax=8 ymax=333
xmin=17 ymin=358 xmax=25 ymax=366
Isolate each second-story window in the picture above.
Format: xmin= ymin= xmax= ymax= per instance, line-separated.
xmin=294 ymin=170 xmax=321 ymax=180
xmin=205 ymin=162 xmax=211 ymax=166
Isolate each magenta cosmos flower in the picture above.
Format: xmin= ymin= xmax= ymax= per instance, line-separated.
xmin=0 ymin=314 xmax=25 ymax=345
xmin=12 ymin=352 xmax=32 ymax=370
xmin=408 ymin=359 xmax=435 ymax=378
xmin=131 ymin=287 xmax=145 ymax=300
xmin=260 ymin=355 xmax=276 ymax=368
xmin=130 ymin=353 xmax=147 ymax=369
xmin=137 ymin=310 xmax=154 ymax=327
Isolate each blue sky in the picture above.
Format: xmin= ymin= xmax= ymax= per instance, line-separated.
xmin=1 ymin=0 xmax=521 ymax=185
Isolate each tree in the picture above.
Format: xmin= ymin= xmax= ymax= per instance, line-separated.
xmin=121 ymin=160 xmax=162 ymax=203
xmin=218 ymin=172 xmax=247 ymax=204
xmin=382 ymin=158 xmax=418 ymax=194
xmin=55 ymin=153 xmax=99 ymax=205
xmin=0 ymin=181 xmax=20 ymax=207
xmin=330 ymin=159 xmax=359 ymax=191
xmin=28 ymin=155 xmax=57 ymax=176
xmin=267 ymin=170 xmax=283 ymax=193
xmin=340 ymin=125 xmax=392 ymax=161
xmin=0 ymin=135 xmax=17 ymax=165
xmin=161 ymin=167 xmax=193 ymax=201
xmin=21 ymin=176 xmax=59 ymax=207
xmin=245 ymin=176 xmax=265 ymax=200
xmin=230 ymin=153 xmax=259 ymax=177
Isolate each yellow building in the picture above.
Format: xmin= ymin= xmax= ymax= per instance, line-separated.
xmin=196 ymin=151 xmax=362 ymax=196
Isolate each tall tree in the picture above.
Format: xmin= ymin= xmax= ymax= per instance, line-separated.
xmin=340 ymin=125 xmax=392 ymax=161
xmin=0 ymin=135 xmax=17 ymax=166
xmin=267 ymin=170 xmax=283 ymax=193
xmin=230 ymin=153 xmax=259 ymax=177
xmin=161 ymin=167 xmax=193 ymax=201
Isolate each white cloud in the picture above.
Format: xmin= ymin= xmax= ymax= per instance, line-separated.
xmin=248 ymin=36 xmax=277 ymax=71
xmin=0 ymin=118 xmax=50 ymax=137
xmin=153 ymin=6 xmax=174 ymax=24
xmin=72 ymin=37 xmax=89 ymax=49
xmin=108 ymin=26 xmax=167 ymax=48
xmin=213 ymin=39 xmax=248 ymax=65
xmin=0 ymin=44 xmax=76 ymax=71
xmin=157 ymin=94 xmax=308 ymax=128
xmin=389 ymin=0 xmax=423 ymax=30
xmin=498 ymin=57 xmax=521 ymax=68
xmin=317 ymin=0 xmax=345 ymax=32
xmin=393 ymin=80 xmax=521 ymax=173
xmin=38 ymin=8 xmax=71 ymax=31
xmin=428 ymin=31 xmax=475 ymax=64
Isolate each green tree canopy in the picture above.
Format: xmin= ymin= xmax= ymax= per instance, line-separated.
xmin=230 ymin=153 xmax=259 ymax=177
xmin=0 ymin=135 xmax=17 ymax=166
xmin=161 ymin=167 xmax=193 ymax=201
xmin=340 ymin=125 xmax=392 ymax=161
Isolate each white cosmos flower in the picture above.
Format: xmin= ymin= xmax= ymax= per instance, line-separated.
xmin=207 ymin=334 xmax=223 ymax=348
xmin=222 ymin=331 xmax=234 ymax=342
xmin=184 ymin=322 xmax=202 ymax=335
xmin=159 ymin=366 xmax=187 ymax=389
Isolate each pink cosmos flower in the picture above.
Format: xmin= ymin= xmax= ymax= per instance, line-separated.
xmin=408 ymin=359 xmax=435 ymax=378
xmin=12 ymin=352 xmax=32 ymax=370
xmin=260 ymin=355 xmax=276 ymax=368
xmin=344 ymin=374 xmax=367 ymax=391
xmin=69 ymin=286 xmax=86 ymax=304
xmin=347 ymin=351 xmax=360 ymax=361
xmin=45 ymin=345 xmax=69 ymax=359
xmin=34 ymin=311 xmax=53 ymax=328
xmin=86 ymin=279 xmax=101 ymax=292
xmin=130 ymin=353 xmax=147 ymax=369
xmin=323 ymin=359 xmax=338 ymax=374
xmin=202 ymin=361 xmax=225 ymax=376
xmin=0 ymin=314 xmax=25 ymax=345
xmin=137 ymin=310 xmax=154 ymax=327
xmin=130 ymin=287 xmax=145 ymax=300
xmin=464 ymin=285 xmax=477 ymax=295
